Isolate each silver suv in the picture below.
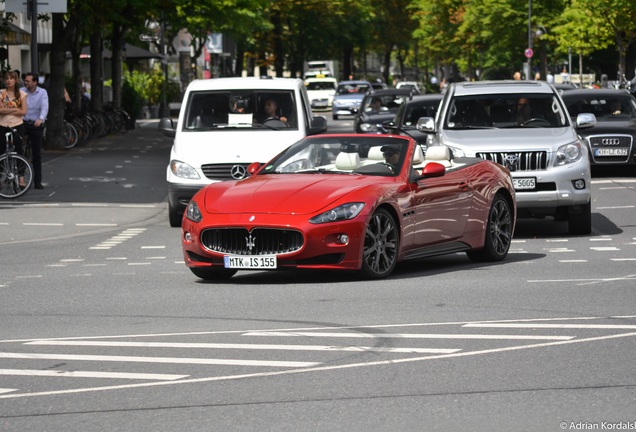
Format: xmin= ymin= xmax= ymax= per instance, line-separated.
xmin=418 ymin=80 xmax=595 ymax=235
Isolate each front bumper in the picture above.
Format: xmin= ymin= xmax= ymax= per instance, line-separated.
xmin=168 ymin=183 xmax=205 ymax=214
xmin=181 ymin=212 xmax=367 ymax=272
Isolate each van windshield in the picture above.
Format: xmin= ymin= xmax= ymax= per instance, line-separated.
xmin=184 ymin=90 xmax=298 ymax=131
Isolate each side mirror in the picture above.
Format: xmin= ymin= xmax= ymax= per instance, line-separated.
xmin=416 ymin=117 xmax=436 ymax=132
xmin=576 ymin=113 xmax=596 ymax=129
xmin=309 ymin=116 xmax=328 ymax=135
xmin=158 ymin=117 xmax=176 ymax=138
xmin=416 ymin=162 xmax=446 ymax=181
xmin=247 ymin=162 xmax=264 ymax=176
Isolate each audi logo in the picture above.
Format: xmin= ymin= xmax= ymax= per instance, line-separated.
xmin=230 ymin=165 xmax=248 ymax=180
xmin=601 ymin=138 xmax=621 ymax=146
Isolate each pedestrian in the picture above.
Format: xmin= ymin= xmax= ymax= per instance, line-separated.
xmin=21 ymin=72 xmax=48 ymax=189
xmin=0 ymin=70 xmax=28 ymax=187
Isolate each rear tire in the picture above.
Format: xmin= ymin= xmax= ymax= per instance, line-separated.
xmin=190 ymin=267 xmax=237 ymax=281
xmin=332 ymin=114 xmax=339 ymax=120
xmin=467 ymin=194 xmax=513 ymax=262
xmin=568 ymin=201 xmax=592 ymax=235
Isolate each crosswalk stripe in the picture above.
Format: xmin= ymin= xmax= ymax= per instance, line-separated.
xmin=0 ymin=352 xmax=318 ymax=368
xmin=463 ymin=323 xmax=636 ymax=330
xmin=25 ymin=340 xmax=460 ymax=354
xmin=0 ymin=369 xmax=187 ymax=380
xmin=242 ymin=331 xmax=574 ymax=341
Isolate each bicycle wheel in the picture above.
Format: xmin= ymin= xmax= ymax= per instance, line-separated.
xmin=0 ymin=154 xmax=34 ymax=199
xmin=64 ymin=121 xmax=79 ymax=149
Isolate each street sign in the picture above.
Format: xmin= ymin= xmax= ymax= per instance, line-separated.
xmin=5 ymin=0 xmax=68 ymax=13
xmin=525 ymin=48 xmax=534 ymax=59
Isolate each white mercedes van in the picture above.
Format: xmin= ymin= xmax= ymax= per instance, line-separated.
xmin=159 ymin=77 xmax=328 ymax=226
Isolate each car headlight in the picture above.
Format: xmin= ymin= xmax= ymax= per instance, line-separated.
xmin=170 ymin=160 xmax=200 ymax=180
xmin=554 ymin=141 xmax=582 ymax=166
xmin=309 ymin=203 xmax=365 ymax=224
xmin=359 ymin=123 xmax=379 ymax=133
xmin=185 ymin=201 xmax=202 ymax=222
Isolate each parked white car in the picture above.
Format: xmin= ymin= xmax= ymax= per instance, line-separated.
xmin=159 ymin=77 xmax=328 ymax=227
xmin=304 ymin=77 xmax=338 ymax=110
xmin=417 ymin=80 xmax=596 ymax=235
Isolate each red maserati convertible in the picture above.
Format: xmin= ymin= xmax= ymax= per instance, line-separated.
xmin=181 ymin=134 xmax=516 ymax=280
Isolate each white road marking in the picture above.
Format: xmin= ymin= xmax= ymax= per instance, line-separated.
xmin=559 ymin=260 xmax=587 ymax=263
xmin=0 ymin=353 xmax=318 ymax=368
xmin=611 ymin=258 xmax=636 ymax=261
xmin=23 ymin=223 xmax=63 ymax=226
xmin=596 ymin=205 xmax=635 ymax=209
xmin=529 ymin=275 xmax=636 ymax=283
xmin=2 ymin=332 xmax=634 ymax=401
xmin=141 ymin=246 xmax=166 ymax=249
xmin=590 ymin=247 xmax=620 ymax=251
xmin=75 ymin=223 xmax=118 ymax=227
xmin=590 ymin=237 xmax=613 ymax=242
xmin=0 ymin=388 xmax=17 ymax=395
xmin=242 ymin=331 xmax=573 ymax=341
xmin=463 ymin=323 xmax=636 ymax=330
xmin=0 ymin=369 xmax=187 ymax=381
xmin=26 ymin=340 xmax=459 ymax=354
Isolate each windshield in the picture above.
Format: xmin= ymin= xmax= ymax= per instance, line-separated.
xmin=444 ymin=93 xmax=569 ymax=129
xmin=336 ymin=83 xmax=371 ymax=96
xmin=183 ymin=90 xmax=298 ymax=131
xmin=306 ymin=81 xmax=336 ymax=91
xmin=362 ymin=94 xmax=407 ymax=115
xmin=259 ymin=136 xmax=409 ymax=177
xmin=564 ymin=94 xmax=636 ymax=120
xmin=400 ymin=99 xmax=441 ymax=127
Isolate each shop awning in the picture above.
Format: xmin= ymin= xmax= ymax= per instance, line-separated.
xmin=0 ymin=23 xmax=31 ymax=45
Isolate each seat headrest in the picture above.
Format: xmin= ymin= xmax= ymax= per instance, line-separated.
xmin=412 ymin=145 xmax=424 ymax=164
xmin=367 ymin=146 xmax=384 ymax=160
xmin=335 ymin=152 xmax=361 ymax=170
xmin=425 ymin=145 xmax=452 ymax=161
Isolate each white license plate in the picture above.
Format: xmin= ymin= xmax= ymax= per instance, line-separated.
xmin=595 ymin=148 xmax=628 ymax=156
xmin=224 ymin=255 xmax=277 ymax=269
xmin=513 ymin=177 xmax=536 ymax=190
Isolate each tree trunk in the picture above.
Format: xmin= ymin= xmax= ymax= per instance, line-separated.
xmin=89 ymin=30 xmax=103 ymax=112
xmin=111 ymin=25 xmax=126 ymax=109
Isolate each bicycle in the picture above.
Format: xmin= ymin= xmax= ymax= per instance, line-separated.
xmin=0 ymin=128 xmax=34 ymax=199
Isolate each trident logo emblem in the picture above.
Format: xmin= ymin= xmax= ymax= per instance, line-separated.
xmin=245 ymin=233 xmax=256 ymax=252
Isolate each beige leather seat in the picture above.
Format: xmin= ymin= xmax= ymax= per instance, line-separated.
xmin=335 ymin=152 xmax=362 ymax=170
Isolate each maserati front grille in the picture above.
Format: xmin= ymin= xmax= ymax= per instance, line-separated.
xmin=200 ymin=228 xmax=304 ymax=255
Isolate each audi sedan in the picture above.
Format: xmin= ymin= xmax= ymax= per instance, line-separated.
xmin=181 ymin=134 xmax=517 ymax=280
xmin=562 ymin=89 xmax=636 ymax=167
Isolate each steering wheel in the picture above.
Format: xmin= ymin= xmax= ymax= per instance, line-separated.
xmin=262 ymin=118 xmax=288 ymax=128
xmin=522 ymin=118 xmax=551 ymax=127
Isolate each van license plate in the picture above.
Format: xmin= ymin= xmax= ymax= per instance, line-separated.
xmin=224 ymin=255 xmax=277 ymax=269
xmin=513 ymin=177 xmax=536 ymax=190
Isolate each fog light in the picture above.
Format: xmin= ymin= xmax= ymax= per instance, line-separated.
xmin=184 ymin=232 xmax=192 ymax=242
xmin=572 ymin=179 xmax=586 ymax=190
xmin=337 ymin=234 xmax=349 ymax=245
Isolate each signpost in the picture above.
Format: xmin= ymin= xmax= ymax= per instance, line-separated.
xmin=4 ymin=0 xmax=68 ymax=73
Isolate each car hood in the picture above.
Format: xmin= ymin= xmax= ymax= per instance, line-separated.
xmin=441 ymin=127 xmax=578 ymax=154
xmin=576 ymin=119 xmax=636 ymax=136
xmin=173 ymin=129 xmax=303 ymax=165
xmin=307 ymin=90 xmax=335 ymax=98
xmin=334 ymin=94 xmax=365 ymax=101
xmin=202 ymin=174 xmax=376 ymax=215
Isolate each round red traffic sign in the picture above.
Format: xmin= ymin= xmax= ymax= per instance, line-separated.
xmin=525 ymin=48 xmax=534 ymax=59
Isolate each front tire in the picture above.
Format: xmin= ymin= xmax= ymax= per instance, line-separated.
xmin=169 ymin=205 xmax=183 ymax=227
xmin=467 ymin=194 xmax=513 ymax=262
xmin=190 ymin=267 xmax=238 ymax=281
xmin=360 ymin=208 xmax=399 ymax=279
xmin=568 ymin=201 xmax=592 ymax=235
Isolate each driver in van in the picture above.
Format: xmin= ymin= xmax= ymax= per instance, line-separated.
xmin=261 ymin=98 xmax=287 ymax=123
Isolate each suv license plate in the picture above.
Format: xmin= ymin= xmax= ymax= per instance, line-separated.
xmin=224 ymin=255 xmax=277 ymax=269
xmin=513 ymin=177 xmax=536 ymax=190
xmin=595 ymin=148 xmax=628 ymax=156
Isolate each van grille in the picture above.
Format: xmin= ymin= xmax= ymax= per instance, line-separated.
xmin=201 ymin=163 xmax=251 ymax=180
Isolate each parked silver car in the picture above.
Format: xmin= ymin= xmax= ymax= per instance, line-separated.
xmin=417 ymin=80 xmax=596 ymax=235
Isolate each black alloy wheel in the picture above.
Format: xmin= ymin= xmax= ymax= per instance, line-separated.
xmin=361 ymin=208 xmax=399 ymax=278
xmin=467 ymin=194 xmax=513 ymax=262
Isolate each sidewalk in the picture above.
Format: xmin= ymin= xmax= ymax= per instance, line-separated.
xmin=29 ymin=119 xmax=173 ymax=204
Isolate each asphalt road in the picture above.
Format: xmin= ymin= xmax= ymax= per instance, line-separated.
xmin=0 ymin=116 xmax=635 ymax=432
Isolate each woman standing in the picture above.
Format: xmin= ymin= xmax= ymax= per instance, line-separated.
xmin=0 ymin=70 xmax=28 ymax=155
